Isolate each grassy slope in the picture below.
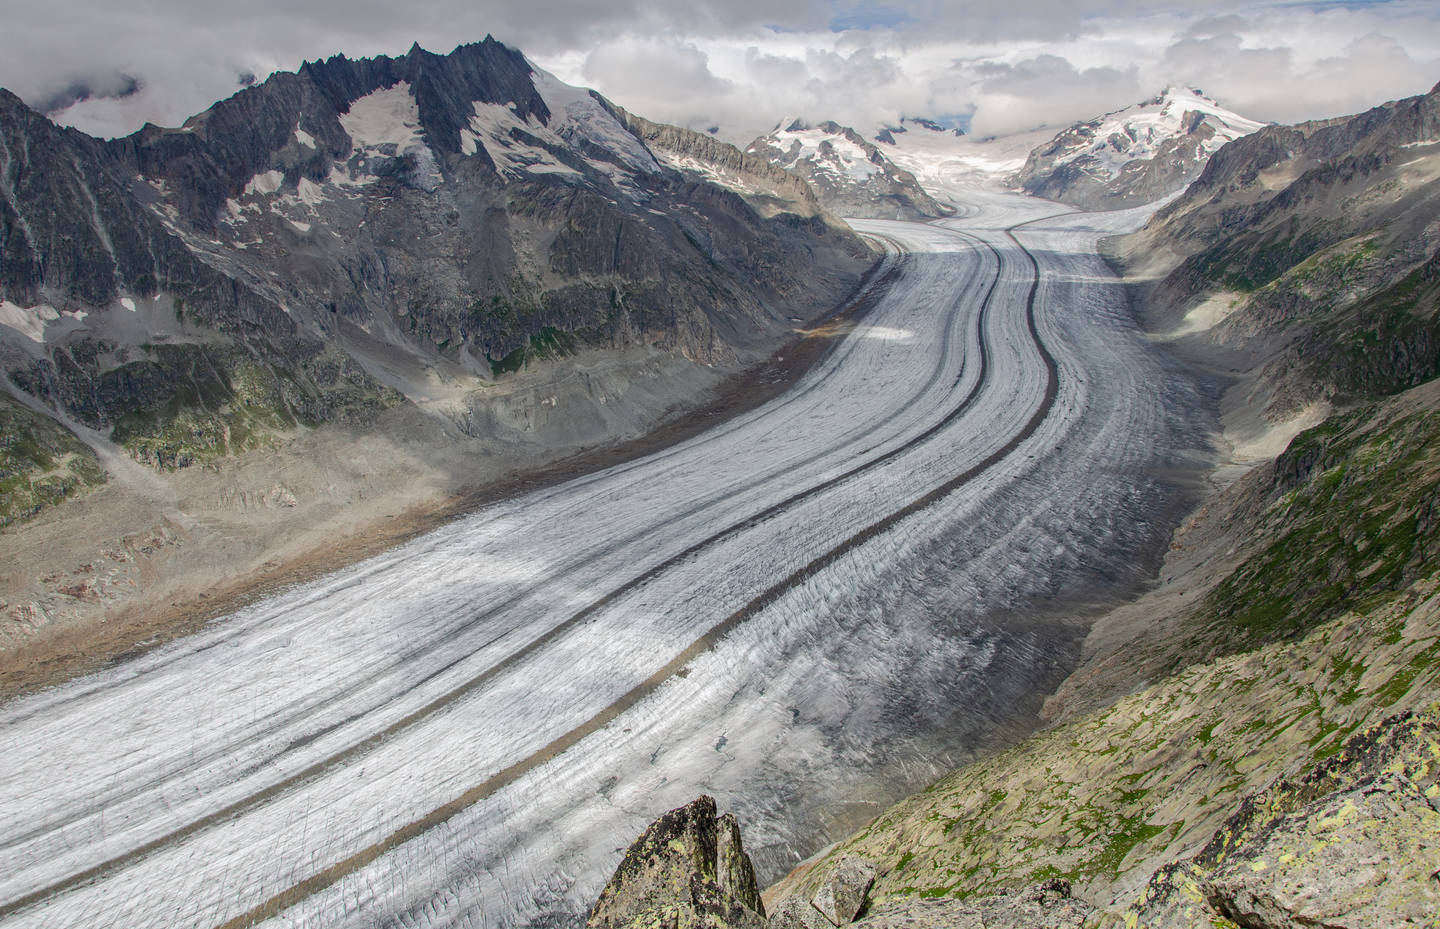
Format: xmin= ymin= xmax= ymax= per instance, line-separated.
xmin=0 ymin=393 xmax=105 ymax=528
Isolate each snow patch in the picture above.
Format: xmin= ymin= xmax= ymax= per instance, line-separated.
xmin=460 ymin=100 xmax=578 ymax=179
xmin=296 ymin=178 xmax=326 ymax=207
xmin=340 ymin=82 xmax=425 ymax=151
xmin=244 ymin=170 xmax=284 ymax=197
xmin=0 ymin=301 xmax=60 ymax=343
xmin=340 ymin=82 xmax=443 ymax=192
xmin=295 ymin=126 xmax=317 ymax=149
xmin=120 ymin=297 xmax=137 ymax=312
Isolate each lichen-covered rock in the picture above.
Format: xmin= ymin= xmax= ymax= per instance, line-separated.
xmin=850 ymin=879 xmax=1090 ymax=929
xmin=716 ymin=813 xmax=765 ymax=915
xmin=1121 ymin=707 xmax=1440 ymax=928
xmin=588 ymin=795 xmax=767 ymax=929
xmin=1202 ymin=773 xmax=1440 ymax=928
xmin=766 ymin=895 xmax=834 ymax=929
xmin=810 ymin=856 xmax=878 ymax=925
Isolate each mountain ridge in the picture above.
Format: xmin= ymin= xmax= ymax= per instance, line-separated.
xmin=1013 ymin=86 xmax=1265 ymax=210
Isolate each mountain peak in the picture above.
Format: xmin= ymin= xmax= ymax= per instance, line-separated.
xmin=1012 ymin=85 xmax=1265 ymax=209
xmin=746 ymin=118 xmax=952 ymax=220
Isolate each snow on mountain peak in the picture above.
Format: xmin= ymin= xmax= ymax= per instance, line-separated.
xmin=1013 ymin=86 xmax=1266 ymax=209
xmin=1066 ymin=86 xmax=1265 ymax=180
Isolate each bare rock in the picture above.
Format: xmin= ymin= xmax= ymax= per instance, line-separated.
xmin=1203 ymin=773 xmax=1440 ymax=928
xmin=588 ymin=795 xmax=767 ymax=929
xmin=850 ymin=879 xmax=1091 ymax=929
xmin=766 ymin=895 xmax=834 ymax=929
xmin=811 ymin=856 xmax=877 ymax=925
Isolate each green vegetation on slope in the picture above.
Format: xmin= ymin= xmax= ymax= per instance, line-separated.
xmin=0 ymin=393 xmax=104 ymax=528
xmin=1191 ymin=399 xmax=1440 ymax=653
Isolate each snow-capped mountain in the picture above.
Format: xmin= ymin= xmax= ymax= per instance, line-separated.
xmin=1012 ymin=87 xmax=1265 ymax=210
xmin=746 ymin=119 xmax=952 ymax=220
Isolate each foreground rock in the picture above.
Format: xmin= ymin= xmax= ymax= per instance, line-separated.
xmin=1123 ymin=710 xmax=1440 ymax=928
xmin=589 ymin=796 xmax=767 ymax=929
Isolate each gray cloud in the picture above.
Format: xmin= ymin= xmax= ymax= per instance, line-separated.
xmin=969 ymin=55 xmax=1141 ymax=135
xmin=1 ymin=0 xmax=1437 ymax=144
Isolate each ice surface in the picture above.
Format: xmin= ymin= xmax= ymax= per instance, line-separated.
xmin=0 ymin=187 xmax=1205 ymax=929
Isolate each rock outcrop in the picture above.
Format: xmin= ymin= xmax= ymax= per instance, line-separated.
xmin=588 ymin=796 xmax=767 ymax=929
xmin=1123 ymin=709 xmax=1440 ymax=928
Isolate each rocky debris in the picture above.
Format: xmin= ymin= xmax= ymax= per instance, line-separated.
xmin=810 ymin=857 xmax=877 ymax=925
xmin=850 ymin=880 xmax=1090 ymax=929
xmin=1121 ymin=706 xmax=1440 ymax=928
xmin=588 ymin=795 xmax=767 ymax=929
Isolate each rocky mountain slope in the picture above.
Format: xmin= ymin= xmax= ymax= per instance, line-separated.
xmin=0 ymin=39 xmax=872 ymax=520
xmin=594 ymin=85 xmax=1440 ymax=929
xmin=1111 ymin=79 xmax=1440 ymax=461
xmin=0 ymin=39 xmax=877 ymax=665
xmin=1013 ymin=87 xmax=1264 ymax=210
xmin=745 ymin=120 xmax=952 ymax=220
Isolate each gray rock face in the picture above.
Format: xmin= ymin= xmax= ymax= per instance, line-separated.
xmin=1204 ymin=774 xmax=1440 ymax=928
xmin=1123 ymin=707 xmax=1440 ymax=928
xmin=745 ymin=120 xmax=951 ymax=220
xmin=766 ymin=895 xmax=835 ymax=929
xmin=1013 ymin=87 xmax=1263 ymax=210
xmin=588 ymin=796 xmax=767 ymax=929
xmin=852 ymin=880 xmax=1091 ymax=929
xmin=0 ymin=39 xmax=873 ymax=489
xmin=810 ymin=857 xmax=877 ymax=925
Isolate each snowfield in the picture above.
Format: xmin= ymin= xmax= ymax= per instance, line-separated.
xmin=0 ymin=190 xmax=1203 ymax=929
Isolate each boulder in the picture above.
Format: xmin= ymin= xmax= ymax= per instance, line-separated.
xmin=766 ymin=895 xmax=834 ymax=929
xmin=810 ymin=856 xmax=878 ymax=925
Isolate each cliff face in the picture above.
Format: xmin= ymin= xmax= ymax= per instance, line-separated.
xmin=0 ymin=39 xmax=873 ymax=521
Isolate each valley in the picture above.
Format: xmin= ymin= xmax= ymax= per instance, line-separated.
xmin=0 ymin=190 xmax=1203 ymax=929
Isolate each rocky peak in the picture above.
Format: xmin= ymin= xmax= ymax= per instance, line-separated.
xmin=588 ymin=795 xmax=767 ymax=929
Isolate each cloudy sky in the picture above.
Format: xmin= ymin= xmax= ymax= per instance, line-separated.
xmin=4 ymin=0 xmax=1438 ymax=143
